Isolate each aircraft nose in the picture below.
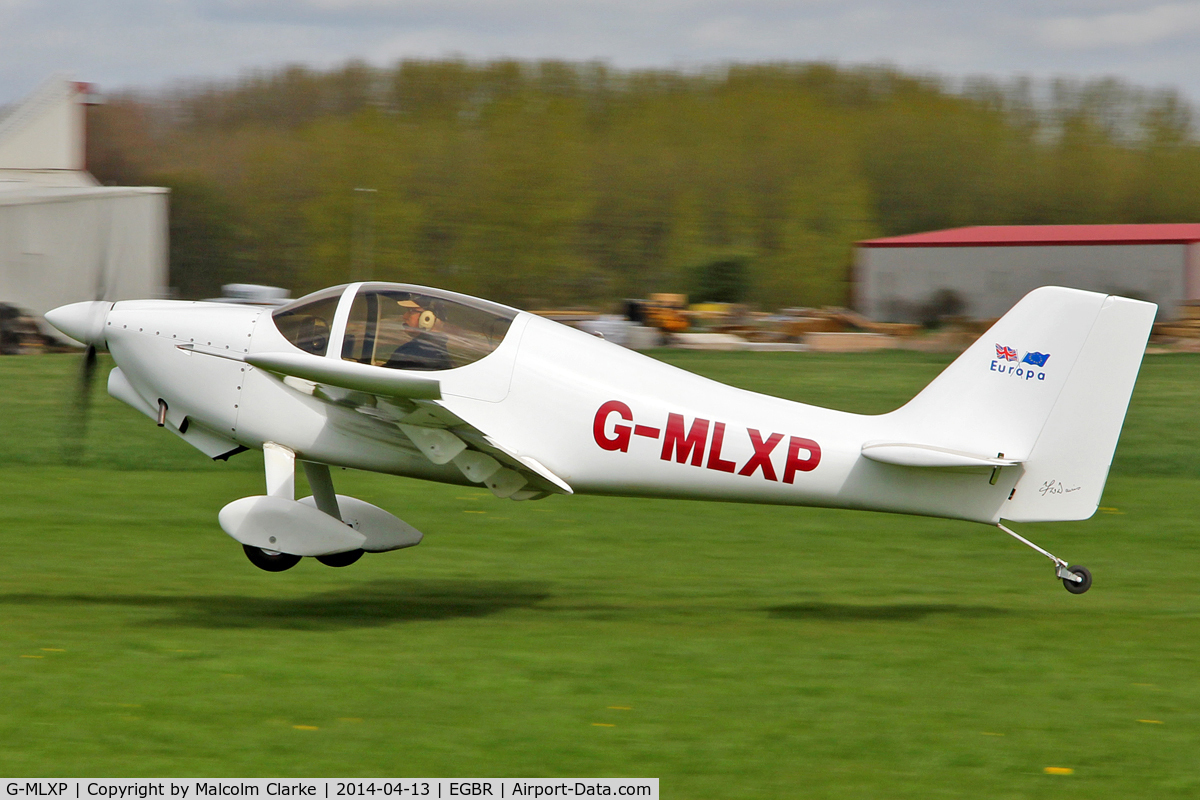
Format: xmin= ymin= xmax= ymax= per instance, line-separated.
xmin=44 ymin=301 xmax=113 ymax=347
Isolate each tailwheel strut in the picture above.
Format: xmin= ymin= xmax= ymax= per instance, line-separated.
xmin=997 ymin=523 xmax=1092 ymax=594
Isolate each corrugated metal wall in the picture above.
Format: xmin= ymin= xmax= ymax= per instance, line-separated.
xmin=856 ymin=244 xmax=1184 ymax=321
xmin=0 ymin=187 xmax=168 ymax=317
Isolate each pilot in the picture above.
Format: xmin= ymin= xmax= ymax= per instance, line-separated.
xmin=385 ymin=297 xmax=453 ymax=371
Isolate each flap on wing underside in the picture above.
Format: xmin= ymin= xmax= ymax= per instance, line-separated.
xmin=861 ymin=442 xmax=1023 ymax=468
xmin=414 ymin=405 xmax=574 ymax=498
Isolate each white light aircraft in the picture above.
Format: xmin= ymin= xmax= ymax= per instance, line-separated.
xmin=46 ymin=283 xmax=1156 ymax=592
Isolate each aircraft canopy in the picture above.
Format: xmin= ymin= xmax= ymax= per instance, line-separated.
xmin=272 ymin=282 xmax=518 ymax=371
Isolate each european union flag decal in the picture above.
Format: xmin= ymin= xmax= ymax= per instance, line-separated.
xmin=1022 ymin=351 xmax=1050 ymax=367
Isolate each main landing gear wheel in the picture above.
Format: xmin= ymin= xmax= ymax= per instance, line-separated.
xmin=317 ymin=549 xmax=364 ymax=568
xmin=1062 ymin=565 xmax=1092 ymax=594
xmin=243 ymin=544 xmax=302 ymax=572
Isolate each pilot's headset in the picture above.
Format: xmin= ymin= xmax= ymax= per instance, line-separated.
xmin=398 ymin=297 xmax=438 ymax=331
xmin=420 ymin=299 xmax=445 ymax=331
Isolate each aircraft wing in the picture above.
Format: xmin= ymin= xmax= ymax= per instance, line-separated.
xmin=246 ymin=351 xmax=442 ymax=400
xmin=186 ymin=344 xmax=571 ymax=500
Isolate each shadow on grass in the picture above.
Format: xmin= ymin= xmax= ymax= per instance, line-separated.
xmin=0 ymin=579 xmax=550 ymax=630
xmin=767 ymin=602 xmax=1009 ymax=622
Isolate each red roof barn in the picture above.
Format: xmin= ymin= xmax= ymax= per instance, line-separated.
xmin=855 ymin=224 xmax=1200 ymax=321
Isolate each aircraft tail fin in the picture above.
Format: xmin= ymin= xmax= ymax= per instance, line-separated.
xmin=884 ymin=286 xmax=1155 ymax=522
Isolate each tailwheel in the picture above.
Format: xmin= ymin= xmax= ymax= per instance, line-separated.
xmin=243 ymin=544 xmax=302 ymax=572
xmin=1062 ymin=565 xmax=1092 ymax=594
xmin=997 ymin=523 xmax=1094 ymax=594
xmin=317 ymin=549 xmax=365 ymax=568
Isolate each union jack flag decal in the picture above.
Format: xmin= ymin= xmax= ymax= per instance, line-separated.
xmin=995 ymin=344 xmax=1018 ymax=362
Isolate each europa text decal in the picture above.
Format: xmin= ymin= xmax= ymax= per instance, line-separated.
xmin=991 ymin=343 xmax=1051 ymax=381
xmin=592 ymin=400 xmax=820 ymax=482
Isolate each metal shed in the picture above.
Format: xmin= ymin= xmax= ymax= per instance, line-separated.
xmin=0 ymin=75 xmax=168 ymax=319
xmin=856 ymin=224 xmax=1200 ymax=321
xmin=0 ymin=183 xmax=168 ymax=316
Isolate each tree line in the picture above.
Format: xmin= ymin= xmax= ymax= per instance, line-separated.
xmin=86 ymin=60 xmax=1200 ymax=310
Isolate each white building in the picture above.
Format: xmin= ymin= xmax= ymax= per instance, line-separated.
xmin=0 ymin=75 xmax=167 ymax=318
xmin=856 ymin=224 xmax=1200 ymax=321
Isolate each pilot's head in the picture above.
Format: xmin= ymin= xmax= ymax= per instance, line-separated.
xmin=398 ymin=298 xmax=437 ymax=331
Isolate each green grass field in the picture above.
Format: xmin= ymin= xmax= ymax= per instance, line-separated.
xmin=2 ymin=351 xmax=1198 ymax=797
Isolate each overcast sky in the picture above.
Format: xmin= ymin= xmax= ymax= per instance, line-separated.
xmin=3 ymin=0 xmax=1200 ymax=106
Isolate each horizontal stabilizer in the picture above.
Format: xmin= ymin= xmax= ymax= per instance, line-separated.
xmin=861 ymin=442 xmax=1022 ymax=468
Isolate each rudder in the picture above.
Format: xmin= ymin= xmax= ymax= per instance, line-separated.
xmin=1001 ymin=294 xmax=1155 ymax=521
xmin=881 ymin=286 xmax=1155 ymax=522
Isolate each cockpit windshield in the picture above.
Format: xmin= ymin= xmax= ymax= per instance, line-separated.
xmin=271 ymin=285 xmax=343 ymax=356
xmin=341 ymin=284 xmax=517 ymax=371
xmin=272 ymin=283 xmax=518 ymax=370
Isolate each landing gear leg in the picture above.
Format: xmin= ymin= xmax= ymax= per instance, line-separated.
xmin=302 ymin=461 xmax=341 ymax=519
xmin=302 ymin=461 xmax=366 ymax=569
xmin=996 ymin=523 xmax=1091 ymax=594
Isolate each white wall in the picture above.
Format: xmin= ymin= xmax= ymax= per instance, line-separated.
xmin=856 ymin=244 xmax=1186 ymax=321
xmin=0 ymin=76 xmax=85 ymax=172
xmin=0 ymin=188 xmax=168 ymax=316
